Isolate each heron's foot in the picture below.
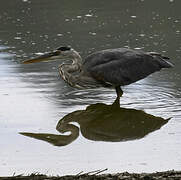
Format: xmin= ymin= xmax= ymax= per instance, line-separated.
xmin=112 ymin=97 xmax=120 ymax=108
xmin=112 ymin=97 xmax=120 ymax=109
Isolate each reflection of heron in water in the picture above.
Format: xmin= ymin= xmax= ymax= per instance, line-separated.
xmin=20 ymin=103 xmax=169 ymax=146
xmin=23 ymin=47 xmax=173 ymax=104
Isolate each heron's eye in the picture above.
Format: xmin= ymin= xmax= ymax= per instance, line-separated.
xmin=57 ymin=46 xmax=71 ymax=51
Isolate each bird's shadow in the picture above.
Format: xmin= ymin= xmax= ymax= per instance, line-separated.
xmin=20 ymin=103 xmax=169 ymax=146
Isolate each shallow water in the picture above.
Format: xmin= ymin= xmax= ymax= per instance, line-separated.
xmin=0 ymin=0 xmax=181 ymax=176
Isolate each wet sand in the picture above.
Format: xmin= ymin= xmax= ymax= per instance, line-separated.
xmin=1 ymin=170 xmax=181 ymax=180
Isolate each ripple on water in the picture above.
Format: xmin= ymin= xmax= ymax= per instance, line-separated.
xmin=51 ymin=79 xmax=181 ymax=119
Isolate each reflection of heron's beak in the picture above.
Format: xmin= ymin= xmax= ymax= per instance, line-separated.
xmin=22 ymin=50 xmax=61 ymax=64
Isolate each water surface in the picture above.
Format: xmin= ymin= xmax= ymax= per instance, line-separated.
xmin=0 ymin=0 xmax=181 ymax=176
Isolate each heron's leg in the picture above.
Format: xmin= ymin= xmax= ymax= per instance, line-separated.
xmin=116 ymin=86 xmax=123 ymax=98
xmin=112 ymin=86 xmax=123 ymax=107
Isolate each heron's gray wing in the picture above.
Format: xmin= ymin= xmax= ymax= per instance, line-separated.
xmin=84 ymin=48 xmax=172 ymax=86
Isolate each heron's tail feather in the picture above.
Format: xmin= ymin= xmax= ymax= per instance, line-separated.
xmin=161 ymin=60 xmax=174 ymax=68
xmin=148 ymin=52 xmax=174 ymax=68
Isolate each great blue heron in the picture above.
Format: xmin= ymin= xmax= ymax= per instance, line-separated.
xmin=23 ymin=46 xmax=173 ymax=104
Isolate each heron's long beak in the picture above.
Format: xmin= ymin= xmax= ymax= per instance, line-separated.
xmin=22 ymin=50 xmax=61 ymax=64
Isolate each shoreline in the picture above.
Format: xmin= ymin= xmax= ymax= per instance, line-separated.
xmin=1 ymin=170 xmax=181 ymax=180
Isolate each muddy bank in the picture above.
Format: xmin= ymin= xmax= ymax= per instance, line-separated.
xmin=1 ymin=170 xmax=181 ymax=180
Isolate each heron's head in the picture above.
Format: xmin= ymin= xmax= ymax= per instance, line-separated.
xmin=22 ymin=46 xmax=80 ymax=64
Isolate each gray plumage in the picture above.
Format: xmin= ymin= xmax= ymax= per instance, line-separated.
xmin=23 ymin=47 xmax=173 ymax=104
xmin=83 ymin=48 xmax=173 ymax=87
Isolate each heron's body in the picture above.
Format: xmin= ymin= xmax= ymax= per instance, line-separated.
xmin=23 ymin=46 xmax=173 ymax=104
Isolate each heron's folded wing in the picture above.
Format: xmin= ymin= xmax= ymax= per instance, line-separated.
xmin=87 ymin=55 xmax=162 ymax=86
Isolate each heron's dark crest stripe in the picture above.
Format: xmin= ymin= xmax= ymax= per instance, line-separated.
xmin=57 ymin=46 xmax=71 ymax=51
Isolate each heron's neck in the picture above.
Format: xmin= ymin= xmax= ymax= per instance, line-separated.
xmin=59 ymin=51 xmax=85 ymax=87
xmin=60 ymin=51 xmax=82 ymax=73
xmin=72 ymin=51 xmax=82 ymax=65
xmin=70 ymin=51 xmax=82 ymax=72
